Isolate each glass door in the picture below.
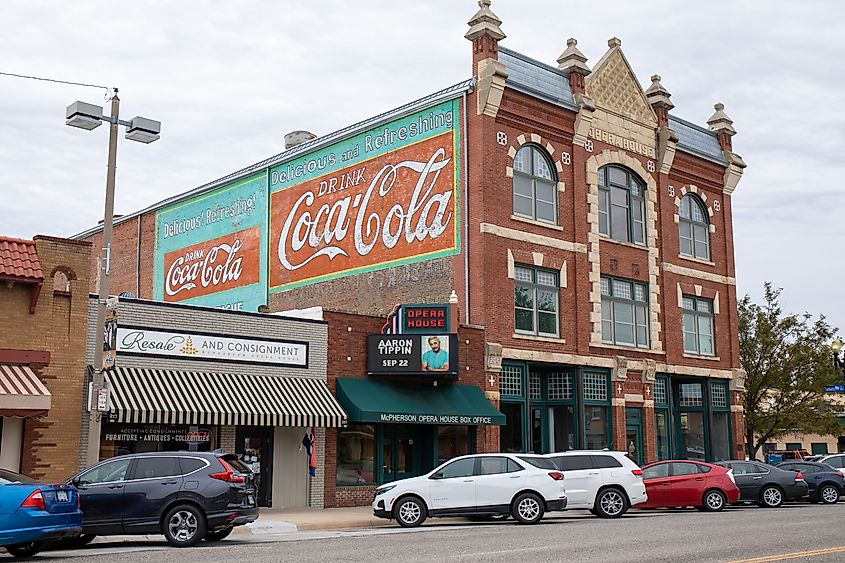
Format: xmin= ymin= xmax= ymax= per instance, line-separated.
xmin=673 ymin=381 xmax=708 ymax=462
xmin=382 ymin=427 xmax=422 ymax=482
xmin=625 ymin=407 xmax=643 ymax=465
xmin=235 ymin=426 xmax=274 ymax=507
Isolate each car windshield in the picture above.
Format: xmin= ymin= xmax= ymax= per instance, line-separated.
xmin=0 ymin=468 xmax=37 ymax=484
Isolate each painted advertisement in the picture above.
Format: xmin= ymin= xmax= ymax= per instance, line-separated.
xmin=268 ymin=99 xmax=461 ymax=292
xmin=154 ymin=172 xmax=267 ymax=311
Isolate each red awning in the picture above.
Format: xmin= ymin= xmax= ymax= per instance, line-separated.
xmin=0 ymin=364 xmax=51 ymax=416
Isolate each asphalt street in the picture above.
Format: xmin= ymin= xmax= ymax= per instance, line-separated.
xmin=16 ymin=504 xmax=845 ymax=562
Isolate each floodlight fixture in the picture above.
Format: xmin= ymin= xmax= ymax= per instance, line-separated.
xmin=124 ymin=116 xmax=161 ymax=144
xmin=65 ymin=101 xmax=104 ymax=130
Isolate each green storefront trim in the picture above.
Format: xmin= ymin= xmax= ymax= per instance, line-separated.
xmin=335 ymin=378 xmax=505 ymax=426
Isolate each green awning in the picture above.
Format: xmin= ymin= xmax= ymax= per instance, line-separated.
xmin=335 ymin=378 xmax=505 ymax=426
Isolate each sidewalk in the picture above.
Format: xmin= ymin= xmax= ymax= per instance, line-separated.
xmin=241 ymin=505 xmax=391 ymax=534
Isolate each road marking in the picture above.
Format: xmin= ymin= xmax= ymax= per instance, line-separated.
xmin=726 ymin=545 xmax=845 ymax=562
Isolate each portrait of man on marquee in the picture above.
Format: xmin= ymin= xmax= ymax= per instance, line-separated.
xmin=421 ymin=335 xmax=450 ymax=372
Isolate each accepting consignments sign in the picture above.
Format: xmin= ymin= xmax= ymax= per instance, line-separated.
xmin=116 ymin=326 xmax=308 ymax=367
xmin=268 ymin=99 xmax=462 ymax=292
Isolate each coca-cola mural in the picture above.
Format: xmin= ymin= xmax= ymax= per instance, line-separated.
xmin=268 ymin=99 xmax=461 ymax=292
xmin=153 ymin=172 xmax=267 ymax=311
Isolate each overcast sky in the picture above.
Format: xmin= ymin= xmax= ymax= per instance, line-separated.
xmin=1 ymin=1 xmax=843 ymax=333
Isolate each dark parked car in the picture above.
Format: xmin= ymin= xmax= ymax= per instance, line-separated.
xmin=714 ymin=460 xmax=808 ymax=508
xmin=777 ymin=461 xmax=844 ymax=504
xmin=67 ymin=452 xmax=258 ymax=547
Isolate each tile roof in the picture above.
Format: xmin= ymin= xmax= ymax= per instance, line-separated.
xmin=499 ymin=47 xmax=576 ymax=109
xmin=0 ymin=237 xmax=44 ymax=282
xmin=669 ymin=116 xmax=726 ymax=164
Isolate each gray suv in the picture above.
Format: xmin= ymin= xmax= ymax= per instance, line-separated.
xmin=67 ymin=452 xmax=258 ymax=547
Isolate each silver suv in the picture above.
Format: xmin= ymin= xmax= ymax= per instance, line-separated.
xmin=543 ymin=451 xmax=647 ymax=518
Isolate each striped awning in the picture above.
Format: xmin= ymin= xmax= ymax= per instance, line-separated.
xmin=104 ymin=367 xmax=347 ymax=427
xmin=0 ymin=364 xmax=51 ymax=416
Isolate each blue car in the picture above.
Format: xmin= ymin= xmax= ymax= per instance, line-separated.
xmin=0 ymin=468 xmax=82 ymax=558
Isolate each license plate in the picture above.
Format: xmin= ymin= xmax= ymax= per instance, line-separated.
xmin=246 ymin=495 xmax=255 ymax=506
xmin=57 ymin=490 xmax=69 ymax=502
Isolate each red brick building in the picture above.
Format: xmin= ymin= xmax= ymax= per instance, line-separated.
xmin=0 ymin=235 xmax=91 ymax=481
xmin=75 ymin=2 xmax=747 ymax=505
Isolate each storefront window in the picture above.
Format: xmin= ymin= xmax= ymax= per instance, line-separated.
xmin=336 ymin=423 xmax=375 ymax=485
xmin=99 ymin=423 xmax=216 ymax=460
xmin=549 ymin=405 xmax=575 ymax=452
xmin=584 ymin=407 xmax=609 ymax=449
xmin=711 ymin=413 xmax=730 ymax=461
xmin=655 ymin=410 xmax=671 ymax=461
xmin=437 ymin=426 xmax=470 ymax=465
xmin=680 ymin=412 xmax=706 ymax=461
xmin=500 ymin=402 xmax=524 ymax=453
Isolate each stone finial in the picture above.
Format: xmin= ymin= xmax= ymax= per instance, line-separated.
xmin=557 ymin=38 xmax=591 ymax=76
xmin=707 ymin=102 xmax=737 ymax=136
xmin=465 ymin=0 xmax=505 ymax=41
xmin=644 ymin=74 xmax=674 ymax=110
xmin=448 ymin=290 xmax=459 ymax=304
xmin=608 ymin=37 xmax=622 ymax=48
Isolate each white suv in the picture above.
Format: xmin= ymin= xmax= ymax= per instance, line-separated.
xmin=372 ymin=453 xmax=567 ymax=527
xmin=543 ymin=451 xmax=647 ymax=518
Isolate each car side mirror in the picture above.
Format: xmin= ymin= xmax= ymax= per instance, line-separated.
xmin=70 ymin=478 xmax=81 ymax=487
xmin=429 ymin=472 xmax=444 ymax=480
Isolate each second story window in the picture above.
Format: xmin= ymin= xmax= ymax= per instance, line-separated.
xmin=682 ymin=296 xmax=715 ymax=356
xmin=679 ymin=194 xmax=710 ymax=261
xmin=513 ymin=144 xmax=557 ymax=224
xmin=514 ymin=265 xmax=559 ymax=337
xmin=598 ymin=165 xmax=646 ymax=245
xmin=601 ymin=276 xmax=649 ymax=348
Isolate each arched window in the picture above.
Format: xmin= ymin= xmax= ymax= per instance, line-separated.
xmin=598 ymin=165 xmax=646 ymax=245
xmin=679 ymin=194 xmax=710 ymax=260
xmin=513 ymin=145 xmax=557 ymax=224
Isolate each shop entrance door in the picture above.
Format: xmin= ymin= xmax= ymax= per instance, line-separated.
xmin=625 ymin=408 xmax=643 ymax=465
xmin=235 ymin=427 xmax=274 ymax=507
xmin=382 ymin=427 xmax=423 ymax=482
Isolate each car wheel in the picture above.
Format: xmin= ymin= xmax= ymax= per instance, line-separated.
xmin=702 ymin=489 xmax=727 ymax=512
xmin=163 ymin=504 xmax=207 ymax=547
xmin=6 ymin=541 xmax=43 ymax=558
xmin=758 ymin=486 xmax=784 ymax=508
xmin=394 ymin=496 xmax=427 ymax=528
xmin=595 ymin=488 xmax=628 ymax=518
xmin=512 ymin=492 xmax=545 ymax=524
xmin=205 ymin=527 xmax=234 ymax=541
xmin=819 ymin=485 xmax=840 ymax=505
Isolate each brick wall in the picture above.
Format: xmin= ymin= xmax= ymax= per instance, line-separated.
xmin=0 ymin=236 xmax=91 ymax=481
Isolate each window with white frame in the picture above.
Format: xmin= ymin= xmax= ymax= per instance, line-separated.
xmin=601 ymin=276 xmax=649 ymax=348
xmin=682 ymin=296 xmax=715 ymax=356
xmin=598 ymin=165 xmax=646 ymax=245
xmin=679 ymin=194 xmax=710 ymax=261
xmin=514 ymin=265 xmax=559 ymax=337
xmin=513 ymin=144 xmax=557 ymax=224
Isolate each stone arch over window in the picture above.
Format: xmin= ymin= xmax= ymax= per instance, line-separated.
xmin=673 ymin=185 xmax=716 ymax=261
xmin=49 ymin=265 xmax=76 ymax=295
xmin=505 ymin=133 xmax=565 ymax=225
xmin=585 ymin=150 xmax=662 ymax=351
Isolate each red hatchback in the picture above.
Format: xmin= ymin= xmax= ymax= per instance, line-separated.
xmin=638 ymin=460 xmax=740 ymax=512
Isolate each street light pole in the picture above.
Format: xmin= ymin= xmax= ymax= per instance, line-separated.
xmin=86 ymin=90 xmax=120 ymax=466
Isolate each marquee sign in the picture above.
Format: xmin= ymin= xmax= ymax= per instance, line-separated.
xmin=268 ymin=99 xmax=462 ymax=292
xmin=400 ymin=304 xmax=449 ymax=334
xmin=153 ymin=172 xmax=268 ymax=312
xmin=115 ymin=326 xmax=308 ymax=367
xmin=367 ymin=334 xmax=458 ymax=378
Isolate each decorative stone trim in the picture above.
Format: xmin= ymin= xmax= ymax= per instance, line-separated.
xmin=642 ymin=359 xmax=657 ymax=382
xmin=506 ymin=249 xmax=515 ymax=279
xmin=729 ymin=368 xmax=747 ymax=391
xmin=673 ymin=185 xmax=715 ymax=218
xmin=585 ymin=150 xmax=662 ymax=351
xmin=512 ymin=333 xmax=566 ymax=344
xmin=662 ymin=262 xmax=736 ymax=285
xmin=485 ymin=342 xmax=503 ymax=373
xmin=682 ymin=353 xmax=721 ymax=361
xmin=480 ymin=223 xmax=587 ymax=253
xmin=612 ymin=355 xmax=628 ymax=380
xmin=657 ymin=127 xmax=678 ymax=175
xmin=476 ymin=58 xmax=508 ymax=117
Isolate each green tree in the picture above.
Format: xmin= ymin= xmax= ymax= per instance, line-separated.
xmin=740 ymin=283 xmax=840 ymax=459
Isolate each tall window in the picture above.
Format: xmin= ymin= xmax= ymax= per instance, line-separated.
xmin=711 ymin=381 xmax=731 ymax=461
xmin=514 ymin=265 xmax=559 ymax=337
xmin=583 ymin=372 xmax=611 ymax=449
xmin=679 ymin=194 xmax=710 ymax=260
xmin=513 ymin=145 xmax=557 ymax=224
xmin=601 ymin=276 xmax=649 ymax=348
xmin=598 ymin=165 xmax=646 ymax=245
xmin=682 ymin=296 xmax=715 ymax=356
xmin=654 ymin=376 xmax=671 ymax=461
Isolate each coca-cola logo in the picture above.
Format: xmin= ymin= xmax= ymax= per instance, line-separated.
xmin=163 ymin=227 xmax=261 ymax=302
xmin=269 ymin=132 xmax=457 ymax=289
